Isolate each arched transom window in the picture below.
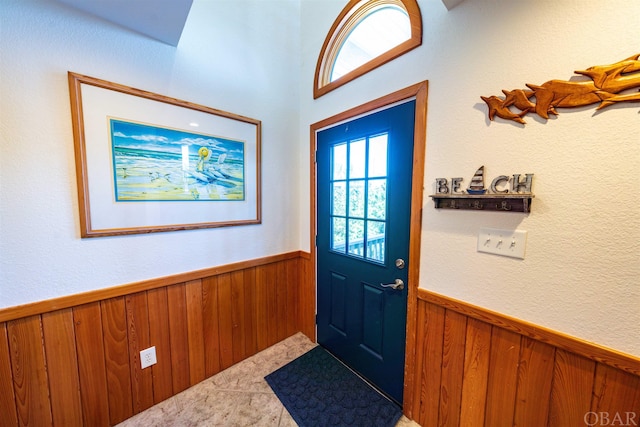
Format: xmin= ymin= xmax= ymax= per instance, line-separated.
xmin=314 ymin=0 xmax=422 ymax=99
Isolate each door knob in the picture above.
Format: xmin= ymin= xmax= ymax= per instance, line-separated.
xmin=380 ymin=279 xmax=404 ymax=290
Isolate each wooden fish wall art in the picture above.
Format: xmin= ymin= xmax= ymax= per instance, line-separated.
xmin=482 ymin=54 xmax=640 ymax=125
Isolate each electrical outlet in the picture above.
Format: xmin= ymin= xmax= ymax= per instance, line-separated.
xmin=140 ymin=346 xmax=157 ymax=369
xmin=477 ymin=228 xmax=527 ymax=259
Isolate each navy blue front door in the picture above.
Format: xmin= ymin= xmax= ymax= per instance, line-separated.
xmin=316 ymin=100 xmax=415 ymax=404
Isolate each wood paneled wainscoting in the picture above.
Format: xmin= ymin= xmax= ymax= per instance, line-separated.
xmin=0 ymin=251 xmax=315 ymax=427
xmin=404 ymin=288 xmax=640 ymax=427
xmin=3 ymin=249 xmax=639 ymax=427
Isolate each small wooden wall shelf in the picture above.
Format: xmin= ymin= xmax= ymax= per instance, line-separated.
xmin=429 ymin=193 xmax=534 ymax=213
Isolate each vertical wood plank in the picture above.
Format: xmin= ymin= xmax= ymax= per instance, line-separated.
xmin=230 ymin=270 xmax=247 ymax=364
xmin=202 ymin=276 xmax=221 ymax=377
xmin=408 ymin=299 xmax=425 ymax=422
xmin=275 ymin=261 xmax=288 ymax=342
xmin=243 ymin=267 xmax=258 ymax=356
xmin=306 ymin=255 xmax=315 ymax=341
xmin=484 ymin=327 xmax=521 ymax=427
xmin=217 ymin=273 xmax=234 ymax=370
xmin=185 ymin=279 xmax=205 ymax=385
xmin=167 ymin=283 xmax=190 ymax=393
xmin=548 ymin=350 xmax=596 ymax=426
xmin=413 ymin=300 xmax=444 ymax=426
xmin=255 ymin=265 xmax=269 ymax=351
xmin=100 ymin=297 xmax=133 ymax=425
xmin=513 ymin=336 xmax=555 ymax=427
xmin=8 ymin=316 xmax=52 ymax=426
xmin=591 ymin=363 xmax=640 ymax=425
xmin=300 ymin=256 xmax=316 ymax=340
xmin=42 ymin=309 xmax=83 ymax=426
xmin=147 ymin=288 xmax=173 ymax=402
xmin=0 ymin=323 xmax=18 ymax=427
xmin=416 ymin=301 xmax=445 ymax=427
xmin=74 ymin=303 xmax=110 ymax=426
xmin=438 ymin=310 xmax=467 ymax=427
xmin=459 ymin=318 xmax=491 ymax=426
xmin=285 ymin=259 xmax=300 ymax=337
xmin=264 ymin=263 xmax=279 ymax=347
xmin=125 ymin=292 xmax=154 ymax=413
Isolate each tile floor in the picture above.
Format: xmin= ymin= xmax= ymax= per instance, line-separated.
xmin=117 ymin=332 xmax=420 ymax=427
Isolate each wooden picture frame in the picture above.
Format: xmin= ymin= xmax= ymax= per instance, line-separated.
xmin=68 ymin=72 xmax=261 ymax=238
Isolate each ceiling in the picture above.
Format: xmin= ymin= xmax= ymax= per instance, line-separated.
xmin=55 ymin=0 xmax=193 ymax=46
xmin=441 ymin=0 xmax=466 ymax=10
xmin=54 ymin=0 xmax=463 ymax=47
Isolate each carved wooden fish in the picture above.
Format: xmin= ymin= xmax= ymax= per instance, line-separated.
xmin=481 ymin=95 xmax=526 ymax=124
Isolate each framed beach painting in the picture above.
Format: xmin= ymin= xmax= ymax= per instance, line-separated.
xmin=68 ymin=72 xmax=261 ymax=237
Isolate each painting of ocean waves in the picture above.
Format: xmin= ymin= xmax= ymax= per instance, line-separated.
xmin=110 ymin=119 xmax=245 ymax=201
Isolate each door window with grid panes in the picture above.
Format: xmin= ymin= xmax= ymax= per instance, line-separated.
xmin=330 ymin=133 xmax=388 ymax=263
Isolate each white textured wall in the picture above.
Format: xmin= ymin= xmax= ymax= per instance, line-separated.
xmin=0 ymin=0 xmax=301 ymax=307
xmin=300 ymin=0 xmax=640 ymax=356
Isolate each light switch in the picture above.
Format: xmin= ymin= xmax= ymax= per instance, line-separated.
xmin=477 ymin=228 xmax=527 ymax=259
